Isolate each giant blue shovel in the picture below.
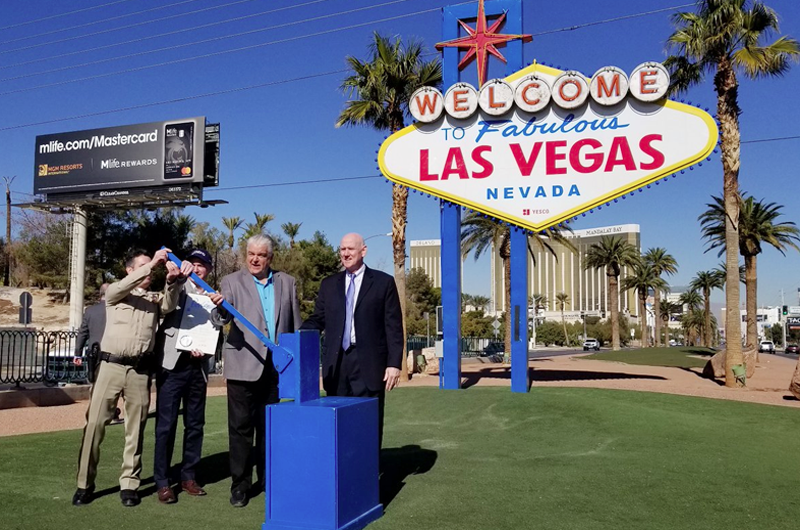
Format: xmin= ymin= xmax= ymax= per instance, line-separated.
xmin=167 ymin=251 xmax=382 ymax=530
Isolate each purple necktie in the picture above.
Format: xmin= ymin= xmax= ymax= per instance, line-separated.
xmin=342 ymin=273 xmax=355 ymax=350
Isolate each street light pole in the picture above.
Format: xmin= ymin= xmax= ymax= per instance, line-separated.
xmin=582 ymin=311 xmax=586 ymax=339
xmin=425 ymin=311 xmax=430 ymax=347
xmin=363 ymin=232 xmax=392 ymax=242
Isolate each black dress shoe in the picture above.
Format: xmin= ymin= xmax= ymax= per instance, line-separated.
xmin=72 ymin=487 xmax=94 ymax=506
xmin=120 ymin=489 xmax=140 ymax=507
xmin=230 ymin=489 xmax=248 ymax=508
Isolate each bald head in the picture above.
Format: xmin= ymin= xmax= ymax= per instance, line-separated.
xmin=339 ymin=233 xmax=367 ymax=273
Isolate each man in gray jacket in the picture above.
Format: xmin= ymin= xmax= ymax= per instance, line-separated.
xmin=215 ymin=234 xmax=300 ymax=508
xmin=153 ymin=249 xmax=223 ymax=504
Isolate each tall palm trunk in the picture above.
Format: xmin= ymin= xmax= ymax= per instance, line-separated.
xmin=608 ymin=270 xmax=620 ymax=351
xmin=500 ymin=235 xmax=511 ymax=362
xmin=653 ymin=295 xmax=662 ymax=347
xmin=716 ymin=58 xmax=743 ymax=387
xmin=745 ymin=254 xmax=758 ymax=360
xmin=639 ymin=290 xmax=647 ymax=347
xmin=391 ymin=184 xmax=409 ymax=381
xmin=703 ymin=287 xmax=712 ymax=348
xmin=561 ymin=308 xmax=568 ymax=346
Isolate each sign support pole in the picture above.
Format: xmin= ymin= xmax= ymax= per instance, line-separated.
xmin=498 ymin=0 xmax=529 ymax=393
xmin=439 ymin=0 xmax=527 ymax=391
xmin=439 ymin=4 xmax=464 ymax=390
xmin=510 ymin=227 xmax=530 ymax=392
xmin=68 ymin=207 xmax=87 ymax=330
xmin=440 ymin=201 xmax=461 ymax=389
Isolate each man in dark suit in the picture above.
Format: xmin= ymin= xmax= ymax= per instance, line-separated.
xmin=215 ymin=234 xmax=301 ymax=508
xmin=301 ymin=232 xmax=403 ymax=445
xmin=74 ymin=283 xmax=109 ymax=360
xmin=75 ymin=283 xmax=122 ymax=424
xmin=153 ymin=248 xmax=224 ymax=504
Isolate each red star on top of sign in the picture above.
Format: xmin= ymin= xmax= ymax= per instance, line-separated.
xmin=435 ymin=0 xmax=532 ymax=86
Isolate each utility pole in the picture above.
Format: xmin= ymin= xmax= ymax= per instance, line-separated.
xmin=781 ymin=288 xmax=787 ymax=349
xmin=69 ymin=207 xmax=87 ymax=330
xmin=3 ymin=176 xmax=15 ymax=286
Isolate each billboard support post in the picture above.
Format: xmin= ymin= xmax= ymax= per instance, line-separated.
xmin=69 ymin=207 xmax=87 ymax=330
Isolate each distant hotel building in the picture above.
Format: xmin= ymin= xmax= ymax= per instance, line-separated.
xmin=491 ymin=224 xmax=641 ymax=319
xmin=409 ymin=240 xmax=442 ymax=288
xmin=410 ymin=224 xmax=641 ymax=321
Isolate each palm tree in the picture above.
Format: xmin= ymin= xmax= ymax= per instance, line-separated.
xmin=660 ymin=298 xmax=682 ymax=346
xmin=681 ymin=309 xmax=706 ymax=346
xmin=530 ymin=293 xmax=549 ymax=312
xmin=689 ymin=270 xmax=725 ymax=347
xmin=555 ymin=292 xmax=570 ymax=345
xmin=472 ymin=295 xmax=491 ymax=315
xmin=679 ymin=290 xmax=704 ymax=346
xmin=337 ymin=32 xmax=442 ymax=381
xmin=643 ymin=248 xmax=678 ymax=346
xmin=175 ymin=214 xmax=196 ymax=240
xmin=281 ymin=222 xmax=302 ymax=248
xmin=665 ymin=0 xmax=799 ymax=387
xmin=584 ymin=236 xmax=639 ymax=351
xmin=461 ymin=213 xmax=574 ymax=359
xmin=622 ymin=259 xmax=667 ymax=348
xmin=700 ymin=194 xmax=800 ymax=349
xmin=716 ymin=261 xmax=746 ymax=284
xmin=221 ymin=216 xmax=243 ymax=249
xmin=241 ymin=213 xmax=275 ymax=243
xmin=679 ymin=289 xmax=703 ymax=312
xmin=461 ymin=293 xmax=474 ymax=312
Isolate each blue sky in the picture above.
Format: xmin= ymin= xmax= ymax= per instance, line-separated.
xmin=1 ymin=0 xmax=799 ymax=309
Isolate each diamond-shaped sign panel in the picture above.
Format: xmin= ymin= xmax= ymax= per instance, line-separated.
xmin=378 ymin=63 xmax=718 ymax=232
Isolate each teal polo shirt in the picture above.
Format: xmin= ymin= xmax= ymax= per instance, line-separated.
xmin=252 ymin=271 xmax=275 ymax=341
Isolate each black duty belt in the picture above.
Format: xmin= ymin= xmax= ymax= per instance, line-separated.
xmin=100 ymin=351 xmax=151 ymax=367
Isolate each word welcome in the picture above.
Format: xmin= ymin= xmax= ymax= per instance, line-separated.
xmin=409 ymin=62 xmax=669 ymax=123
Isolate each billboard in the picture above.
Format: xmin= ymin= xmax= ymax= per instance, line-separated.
xmin=34 ymin=117 xmax=207 ymax=196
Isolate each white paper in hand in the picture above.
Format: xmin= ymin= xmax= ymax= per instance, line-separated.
xmin=176 ymin=292 xmax=221 ymax=355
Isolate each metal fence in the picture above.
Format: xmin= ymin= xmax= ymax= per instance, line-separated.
xmin=406 ymin=335 xmax=502 ymax=358
xmin=0 ymin=328 xmax=83 ymax=387
xmin=1 ymin=330 xmax=501 ymax=386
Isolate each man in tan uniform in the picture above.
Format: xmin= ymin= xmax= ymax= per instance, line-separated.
xmin=73 ymin=247 xmax=192 ymax=507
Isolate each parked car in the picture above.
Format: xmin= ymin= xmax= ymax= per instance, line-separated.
xmin=785 ymin=344 xmax=799 ymax=354
xmin=583 ymin=338 xmax=600 ymax=351
xmin=44 ymin=347 xmax=89 ymax=386
xmin=758 ymin=340 xmax=775 ymax=354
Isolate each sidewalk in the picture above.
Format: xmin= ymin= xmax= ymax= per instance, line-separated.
xmin=1 ymin=353 xmax=797 ymax=437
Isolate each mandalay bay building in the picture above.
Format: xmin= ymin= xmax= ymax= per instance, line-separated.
xmin=409 ymin=224 xmax=640 ymax=322
xmin=491 ymin=224 xmax=641 ymax=320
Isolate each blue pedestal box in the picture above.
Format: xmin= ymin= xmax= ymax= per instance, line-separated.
xmin=263 ymin=396 xmax=383 ymax=530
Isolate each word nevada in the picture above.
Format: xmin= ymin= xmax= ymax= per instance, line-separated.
xmin=409 ymin=62 xmax=669 ymax=123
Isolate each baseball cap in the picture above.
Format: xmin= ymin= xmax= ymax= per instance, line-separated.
xmin=187 ymin=248 xmax=212 ymax=266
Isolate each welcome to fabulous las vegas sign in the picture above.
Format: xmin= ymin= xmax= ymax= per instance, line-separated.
xmin=377 ymin=3 xmax=718 ymax=233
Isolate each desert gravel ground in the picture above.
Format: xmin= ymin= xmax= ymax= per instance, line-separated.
xmin=1 ymin=352 xmax=798 ymax=438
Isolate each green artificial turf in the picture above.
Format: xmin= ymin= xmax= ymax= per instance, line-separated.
xmin=583 ymin=347 xmax=716 ymax=369
xmin=1 ymin=387 xmax=799 ymax=530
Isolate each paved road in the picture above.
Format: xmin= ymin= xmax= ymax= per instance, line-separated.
xmin=528 ymin=347 xmax=587 ymax=359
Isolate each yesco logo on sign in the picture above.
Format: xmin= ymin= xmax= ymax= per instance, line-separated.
xmin=378 ymin=62 xmax=717 ymax=232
